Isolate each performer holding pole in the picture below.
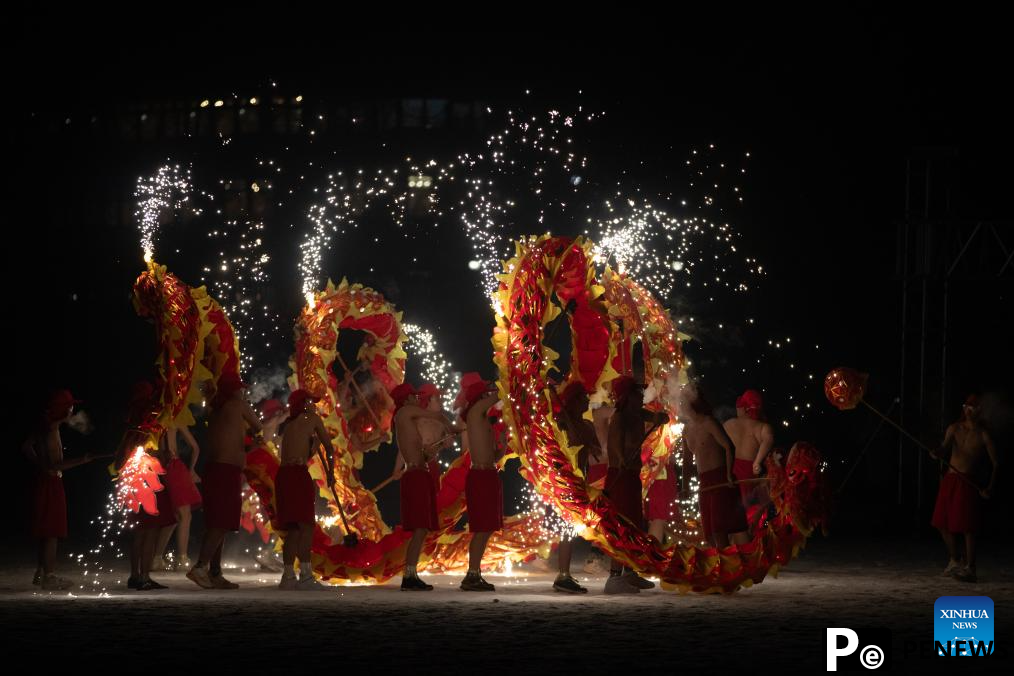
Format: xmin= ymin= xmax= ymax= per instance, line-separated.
xmin=930 ymin=395 xmax=999 ymax=583
xmin=391 ymin=383 xmax=462 ymax=590
xmin=275 ymin=389 xmax=335 ymax=590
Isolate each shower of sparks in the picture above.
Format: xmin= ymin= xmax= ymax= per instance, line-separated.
xmin=403 ymin=322 xmax=460 ymax=414
xmin=115 ymin=90 xmax=838 ymax=572
xmin=135 ymin=163 xmax=195 ymax=262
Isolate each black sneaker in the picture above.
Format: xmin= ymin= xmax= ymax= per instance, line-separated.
xmin=553 ymin=574 xmax=588 ymax=594
xmin=400 ymin=576 xmax=434 ymax=591
xmin=127 ymin=576 xmax=142 ymax=590
xmin=460 ymin=572 xmax=495 ymax=592
xmin=138 ymin=578 xmax=168 ymax=590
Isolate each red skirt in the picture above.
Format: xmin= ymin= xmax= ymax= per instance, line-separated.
xmin=32 ymin=473 xmax=67 ymax=539
xmin=587 ymin=463 xmax=608 ymax=489
xmin=202 ymin=462 xmax=243 ymax=531
xmin=466 ymin=468 xmax=503 ymax=533
xmin=134 ymin=488 xmax=177 ymax=529
xmin=427 ymin=459 xmax=441 ymax=492
xmin=645 ymin=470 xmax=678 ymax=521
xmin=699 ymin=467 xmax=748 ymax=539
xmin=931 ymin=472 xmax=982 ymax=534
xmin=606 ymin=467 xmax=644 ymax=528
xmin=275 ymin=464 xmax=316 ymax=527
xmin=732 ymin=459 xmax=755 ymax=502
xmin=165 ymin=458 xmax=203 ymax=510
xmin=401 ymin=466 xmax=439 ymax=531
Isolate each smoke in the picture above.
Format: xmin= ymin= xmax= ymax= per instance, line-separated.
xmin=979 ymin=391 xmax=1014 ymax=452
xmin=247 ymin=365 xmax=291 ymax=404
xmin=67 ymin=410 xmax=94 ymax=435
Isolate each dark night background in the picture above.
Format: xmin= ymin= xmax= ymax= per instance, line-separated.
xmin=6 ymin=15 xmax=1013 ymax=559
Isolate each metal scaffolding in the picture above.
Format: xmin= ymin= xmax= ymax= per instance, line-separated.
xmin=896 ymin=147 xmax=1013 ymax=509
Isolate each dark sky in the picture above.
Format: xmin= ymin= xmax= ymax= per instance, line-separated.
xmin=9 ymin=15 xmax=1013 ymax=533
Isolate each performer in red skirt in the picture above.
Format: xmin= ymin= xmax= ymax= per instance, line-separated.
xmin=930 ymin=395 xmax=998 ymax=583
xmin=682 ymin=386 xmax=749 ymax=548
xmin=457 ymin=373 xmax=501 ymax=592
xmin=23 ymin=389 xmax=102 ymax=591
xmin=187 ymin=376 xmax=263 ymax=590
xmin=391 ymin=383 xmax=462 ymax=591
xmin=275 ymin=389 xmax=334 ymax=590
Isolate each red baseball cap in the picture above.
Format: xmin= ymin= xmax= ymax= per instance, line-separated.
xmin=736 ymin=389 xmax=764 ymax=419
xmin=260 ymin=398 xmax=285 ymax=421
xmin=391 ymin=383 xmax=418 ymax=410
xmin=47 ymin=389 xmax=81 ymax=422
xmin=287 ymin=389 xmax=320 ymax=421
xmin=560 ymin=381 xmax=589 ymax=407
xmin=417 ymin=383 xmax=440 ymax=408
xmin=455 ymin=372 xmax=494 ymax=416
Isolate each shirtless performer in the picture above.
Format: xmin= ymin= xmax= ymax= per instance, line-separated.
xmin=723 ymin=390 xmax=774 ymax=528
xmin=605 ymin=377 xmax=668 ymax=594
xmin=930 ymin=395 xmax=999 ymax=583
xmin=457 ymin=374 xmax=501 ymax=592
xmin=153 ymin=424 xmax=203 ymax=571
xmin=260 ymin=398 xmax=286 ymax=448
xmin=552 ymin=381 xmax=596 ymax=593
xmin=416 ymin=383 xmax=454 ymax=469
xmin=187 ymin=376 xmax=263 ymax=589
xmin=276 ymin=389 xmax=334 ymax=590
xmin=391 ymin=383 xmax=462 ymax=590
xmin=24 ymin=390 xmax=102 ymax=590
xmin=682 ymin=387 xmax=749 ymax=548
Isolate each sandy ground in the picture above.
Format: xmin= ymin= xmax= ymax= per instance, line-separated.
xmin=1 ymin=536 xmax=1010 ymax=673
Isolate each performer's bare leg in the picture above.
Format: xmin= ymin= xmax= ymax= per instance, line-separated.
xmin=154 ymin=524 xmax=175 ymax=563
xmin=468 ymin=532 xmax=492 ymax=572
xmin=198 ymin=528 xmax=227 ymax=568
xmin=964 ymin=532 xmax=976 ymax=571
xmin=557 ymin=538 xmax=573 ymax=575
xmin=405 ymin=528 xmax=427 ymax=573
xmin=648 ymin=519 xmax=666 ymax=542
xmin=730 ymin=530 xmax=750 ymax=546
xmin=282 ymin=528 xmax=298 ymax=571
xmin=938 ymin=527 xmax=959 ymax=564
xmin=712 ymin=532 xmax=730 ymax=548
xmin=175 ymin=505 xmax=192 ymax=561
xmin=299 ymin=524 xmax=314 ymax=567
xmin=39 ymin=538 xmax=57 ymax=576
xmin=210 ymin=541 xmax=224 ymax=577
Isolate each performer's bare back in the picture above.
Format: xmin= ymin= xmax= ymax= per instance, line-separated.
xmin=206 ymin=397 xmax=261 ymax=467
xmin=685 ymin=415 xmax=733 ymax=475
xmin=280 ymin=412 xmax=330 ymax=465
xmin=723 ymin=416 xmax=773 ymax=462
xmin=465 ymin=393 xmax=500 ymax=468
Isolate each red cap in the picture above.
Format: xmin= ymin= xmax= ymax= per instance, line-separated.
xmin=47 ymin=389 xmax=81 ymax=422
xmin=736 ymin=389 xmax=764 ymax=419
xmin=391 ymin=383 xmax=418 ymax=410
xmin=454 ymin=372 xmax=494 ymax=416
xmin=260 ymin=398 xmax=285 ymax=421
xmin=611 ymin=376 xmax=642 ymax=404
xmin=417 ymin=383 xmax=440 ymax=408
xmin=287 ymin=389 xmax=320 ymax=421
xmin=218 ymin=372 xmax=248 ymax=397
xmin=560 ymin=381 xmax=588 ymax=408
